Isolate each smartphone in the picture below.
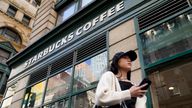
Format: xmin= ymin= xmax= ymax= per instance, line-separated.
xmin=139 ymin=78 xmax=152 ymax=90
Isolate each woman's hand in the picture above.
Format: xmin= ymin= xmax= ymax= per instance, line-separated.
xmin=129 ymin=84 xmax=147 ymax=97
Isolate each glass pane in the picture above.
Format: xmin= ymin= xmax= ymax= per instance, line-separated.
xmin=44 ymin=68 xmax=72 ymax=103
xmin=22 ymin=81 xmax=46 ymax=108
xmin=81 ymin=0 xmax=93 ymax=7
xmin=140 ymin=10 xmax=192 ymax=66
xmin=7 ymin=6 xmax=17 ymax=17
xmin=3 ymin=28 xmax=21 ymax=44
xmin=71 ymin=89 xmax=96 ymax=108
xmin=22 ymin=15 xmax=31 ymax=26
xmin=58 ymin=1 xmax=76 ymax=23
xmin=1 ymin=96 xmax=13 ymax=108
xmin=149 ymin=61 xmax=192 ymax=108
xmin=73 ymin=51 xmax=107 ymax=91
xmin=43 ymin=99 xmax=69 ymax=108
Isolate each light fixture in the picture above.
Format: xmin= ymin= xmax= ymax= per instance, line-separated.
xmin=168 ymin=86 xmax=174 ymax=90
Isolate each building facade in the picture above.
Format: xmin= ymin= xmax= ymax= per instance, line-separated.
xmin=1 ymin=0 xmax=192 ymax=108
xmin=0 ymin=0 xmax=39 ymax=101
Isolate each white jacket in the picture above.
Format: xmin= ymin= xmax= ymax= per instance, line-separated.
xmin=95 ymin=71 xmax=147 ymax=108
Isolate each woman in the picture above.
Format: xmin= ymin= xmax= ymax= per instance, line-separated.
xmin=95 ymin=50 xmax=147 ymax=108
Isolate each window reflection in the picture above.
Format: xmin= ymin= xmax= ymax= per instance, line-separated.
xmin=81 ymin=0 xmax=93 ymax=7
xmin=149 ymin=61 xmax=192 ymax=108
xmin=71 ymin=89 xmax=95 ymax=108
xmin=56 ymin=0 xmax=94 ymax=25
xmin=0 ymin=27 xmax=21 ymax=44
xmin=44 ymin=68 xmax=72 ymax=103
xmin=141 ymin=11 xmax=192 ymax=65
xmin=22 ymin=81 xmax=46 ymax=108
xmin=73 ymin=51 xmax=107 ymax=91
xmin=57 ymin=1 xmax=77 ymax=25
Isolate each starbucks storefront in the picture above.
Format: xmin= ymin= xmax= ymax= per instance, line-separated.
xmin=1 ymin=0 xmax=192 ymax=108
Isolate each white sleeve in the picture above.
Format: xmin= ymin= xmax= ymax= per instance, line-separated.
xmin=135 ymin=95 xmax=147 ymax=108
xmin=95 ymin=72 xmax=131 ymax=106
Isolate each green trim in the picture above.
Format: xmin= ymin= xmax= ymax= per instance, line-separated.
xmin=0 ymin=42 xmax=17 ymax=54
xmin=71 ymin=85 xmax=96 ymax=96
xmin=41 ymin=65 xmax=51 ymax=105
xmin=145 ymin=49 xmax=192 ymax=71
xmin=55 ymin=0 xmax=68 ymax=11
xmin=68 ymin=51 xmax=76 ymax=108
xmin=146 ymin=88 xmax=153 ymax=108
xmin=0 ymin=63 xmax=10 ymax=74
xmin=134 ymin=17 xmax=153 ymax=108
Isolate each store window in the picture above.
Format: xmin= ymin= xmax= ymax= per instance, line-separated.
xmin=44 ymin=68 xmax=72 ymax=103
xmin=6 ymin=5 xmax=17 ymax=17
xmin=0 ymin=27 xmax=21 ymax=44
xmin=0 ymin=48 xmax=10 ymax=64
xmin=73 ymin=51 xmax=107 ymax=91
xmin=22 ymin=15 xmax=31 ymax=26
xmin=149 ymin=60 xmax=192 ymax=108
xmin=71 ymin=89 xmax=96 ymax=108
xmin=22 ymin=81 xmax=46 ymax=108
xmin=140 ymin=10 xmax=192 ymax=65
xmin=57 ymin=0 xmax=94 ymax=25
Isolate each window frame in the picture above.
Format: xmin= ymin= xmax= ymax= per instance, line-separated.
xmin=134 ymin=3 xmax=192 ymax=108
xmin=72 ymin=50 xmax=107 ymax=92
xmin=43 ymin=67 xmax=73 ymax=104
xmin=6 ymin=5 xmax=17 ymax=17
xmin=137 ymin=7 xmax=192 ymax=69
xmin=22 ymin=14 xmax=31 ymax=26
xmin=56 ymin=0 xmax=95 ymax=25
xmin=22 ymin=80 xmax=47 ymax=108
xmin=57 ymin=0 xmax=78 ymax=24
xmin=20 ymin=34 xmax=108 ymax=108
xmin=0 ymin=27 xmax=22 ymax=44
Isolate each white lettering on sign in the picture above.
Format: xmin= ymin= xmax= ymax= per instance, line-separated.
xmin=24 ymin=1 xmax=125 ymax=68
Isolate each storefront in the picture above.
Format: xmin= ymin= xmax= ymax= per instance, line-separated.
xmin=1 ymin=0 xmax=192 ymax=108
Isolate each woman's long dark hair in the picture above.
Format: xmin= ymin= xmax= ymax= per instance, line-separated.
xmin=110 ymin=60 xmax=131 ymax=80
